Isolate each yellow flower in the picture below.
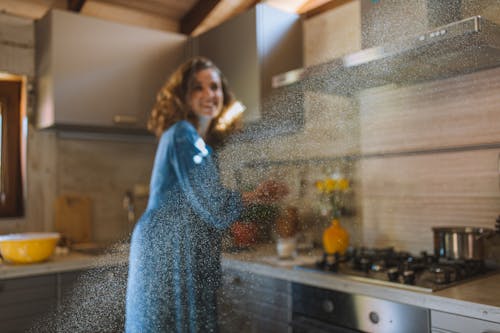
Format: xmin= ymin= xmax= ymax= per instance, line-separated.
xmin=317 ymin=177 xmax=350 ymax=194
xmin=325 ymin=178 xmax=337 ymax=193
xmin=315 ymin=180 xmax=325 ymax=192
xmin=338 ymin=178 xmax=350 ymax=190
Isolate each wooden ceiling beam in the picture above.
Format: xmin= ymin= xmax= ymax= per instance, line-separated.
xmin=299 ymin=0 xmax=353 ymax=18
xmin=180 ymin=0 xmax=221 ymax=35
xmin=67 ymin=0 xmax=87 ymax=12
xmin=191 ymin=0 xmax=260 ymax=36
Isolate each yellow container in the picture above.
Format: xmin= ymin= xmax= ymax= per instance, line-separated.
xmin=322 ymin=219 xmax=349 ymax=255
xmin=0 ymin=232 xmax=60 ymax=264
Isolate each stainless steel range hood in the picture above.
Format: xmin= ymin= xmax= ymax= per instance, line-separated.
xmin=273 ymin=16 xmax=500 ymax=95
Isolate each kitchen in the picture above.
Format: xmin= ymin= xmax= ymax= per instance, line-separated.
xmin=1 ymin=0 xmax=500 ymax=332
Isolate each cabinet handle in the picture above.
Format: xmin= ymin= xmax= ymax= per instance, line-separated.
xmin=113 ymin=115 xmax=138 ymax=125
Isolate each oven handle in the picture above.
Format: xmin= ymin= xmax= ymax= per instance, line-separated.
xmin=289 ymin=316 xmax=361 ymax=333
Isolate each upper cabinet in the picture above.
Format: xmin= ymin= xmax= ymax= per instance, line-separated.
xmin=190 ymin=4 xmax=303 ymax=139
xmin=35 ymin=9 xmax=186 ymax=135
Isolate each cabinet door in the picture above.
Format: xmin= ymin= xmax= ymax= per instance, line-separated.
xmin=0 ymin=274 xmax=57 ymax=333
xmin=219 ymin=268 xmax=291 ymax=333
xmin=431 ymin=310 xmax=500 ymax=333
xmin=194 ymin=4 xmax=303 ymax=137
xmin=56 ymin=265 xmax=128 ymax=333
xmin=36 ymin=9 xmax=186 ymax=133
xmin=196 ymin=8 xmax=260 ymax=124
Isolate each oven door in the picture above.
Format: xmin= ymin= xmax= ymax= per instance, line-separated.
xmin=290 ymin=315 xmax=362 ymax=333
xmin=291 ymin=283 xmax=430 ymax=333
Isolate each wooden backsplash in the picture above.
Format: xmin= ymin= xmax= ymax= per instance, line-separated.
xmin=358 ymin=66 xmax=500 ymax=254
xmin=359 ymin=68 xmax=500 ymax=154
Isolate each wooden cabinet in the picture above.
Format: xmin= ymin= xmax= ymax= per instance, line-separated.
xmin=0 ymin=274 xmax=57 ymax=332
xmin=431 ymin=310 xmax=500 ymax=333
xmin=218 ymin=268 xmax=291 ymax=333
xmin=35 ymin=9 xmax=186 ymax=135
xmin=55 ymin=265 xmax=127 ymax=332
xmin=0 ymin=264 xmax=127 ymax=332
xmin=192 ymin=3 xmax=303 ymax=138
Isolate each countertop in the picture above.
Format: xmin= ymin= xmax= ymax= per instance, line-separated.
xmin=1 ymin=244 xmax=499 ymax=323
xmin=0 ymin=249 xmax=128 ymax=279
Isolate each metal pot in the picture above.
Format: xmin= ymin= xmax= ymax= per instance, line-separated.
xmin=432 ymin=226 xmax=494 ymax=260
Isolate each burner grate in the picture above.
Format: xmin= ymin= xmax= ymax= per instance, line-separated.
xmin=299 ymin=247 xmax=496 ymax=292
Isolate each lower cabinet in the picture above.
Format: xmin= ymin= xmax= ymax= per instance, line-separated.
xmin=0 ymin=274 xmax=57 ymax=332
xmin=0 ymin=264 xmax=127 ymax=333
xmin=218 ymin=268 xmax=291 ymax=333
xmin=56 ymin=264 xmax=128 ymax=333
xmin=431 ymin=310 xmax=500 ymax=333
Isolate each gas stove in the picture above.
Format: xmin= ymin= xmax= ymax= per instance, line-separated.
xmin=296 ymin=247 xmax=495 ymax=292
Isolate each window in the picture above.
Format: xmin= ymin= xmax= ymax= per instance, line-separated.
xmin=0 ymin=74 xmax=25 ymax=217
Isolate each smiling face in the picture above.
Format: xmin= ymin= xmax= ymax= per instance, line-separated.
xmin=187 ymin=68 xmax=224 ymax=121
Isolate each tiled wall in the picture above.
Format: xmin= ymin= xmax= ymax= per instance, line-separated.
xmin=55 ymin=136 xmax=155 ymax=243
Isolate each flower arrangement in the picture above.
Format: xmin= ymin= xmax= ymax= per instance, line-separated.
xmin=315 ymin=172 xmax=351 ymax=220
xmin=315 ymin=171 xmax=352 ymax=255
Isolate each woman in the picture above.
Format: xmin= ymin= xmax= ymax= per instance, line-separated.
xmin=125 ymin=57 xmax=287 ymax=332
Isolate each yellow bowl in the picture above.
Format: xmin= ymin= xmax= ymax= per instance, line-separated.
xmin=0 ymin=232 xmax=60 ymax=264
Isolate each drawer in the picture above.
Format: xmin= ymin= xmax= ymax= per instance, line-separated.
xmin=431 ymin=310 xmax=500 ymax=333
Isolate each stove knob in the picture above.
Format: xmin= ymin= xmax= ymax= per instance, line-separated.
xmin=321 ymin=299 xmax=335 ymax=313
xmin=403 ymin=270 xmax=416 ymax=285
xmin=369 ymin=311 xmax=380 ymax=324
xmin=387 ymin=267 xmax=399 ymax=282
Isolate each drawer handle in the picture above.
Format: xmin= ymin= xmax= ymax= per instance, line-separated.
xmin=321 ymin=299 xmax=334 ymax=313
xmin=113 ymin=115 xmax=138 ymax=125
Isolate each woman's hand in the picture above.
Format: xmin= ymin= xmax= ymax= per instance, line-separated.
xmin=242 ymin=180 xmax=289 ymax=205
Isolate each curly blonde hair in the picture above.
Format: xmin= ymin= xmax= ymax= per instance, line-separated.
xmin=148 ymin=56 xmax=242 ymax=147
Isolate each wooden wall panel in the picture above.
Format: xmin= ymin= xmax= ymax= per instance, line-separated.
xmin=359 ymin=148 xmax=500 ymax=253
xmin=360 ymin=67 xmax=500 ymax=154
xmin=303 ymin=0 xmax=361 ymax=66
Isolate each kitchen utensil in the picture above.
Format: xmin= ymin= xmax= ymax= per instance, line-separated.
xmin=432 ymin=226 xmax=495 ymax=260
xmin=54 ymin=194 xmax=92 ymax=244
xmin=0 ymin=232 xmax=60 ymax=264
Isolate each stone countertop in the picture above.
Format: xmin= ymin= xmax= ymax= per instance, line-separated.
xmin=0 ymin=251 xmax=128 ymax=279
xmin=1 ymin=244 xmax=499 ymax=323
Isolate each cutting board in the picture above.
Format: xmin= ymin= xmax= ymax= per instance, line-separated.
xmin=54 ymin=194 xmax=92 ymax=244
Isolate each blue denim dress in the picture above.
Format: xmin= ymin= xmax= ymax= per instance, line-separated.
xmin=125 ymin=121 xmax=242 ymax=332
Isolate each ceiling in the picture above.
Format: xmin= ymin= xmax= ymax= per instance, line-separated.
xmin=0 ymin=0 xmax=343 ymax=36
